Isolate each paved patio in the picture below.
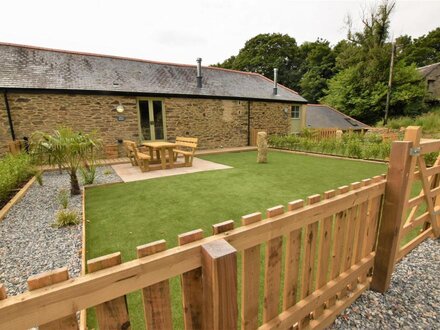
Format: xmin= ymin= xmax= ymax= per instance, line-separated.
xmin=112 ymin=157 xmax=232 ymax=182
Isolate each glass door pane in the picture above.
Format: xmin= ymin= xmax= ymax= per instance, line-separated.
xmin=152 ymin=101 xmax=164 ymax=140
xmin=139 ymin=100 xmax=151 ymax=140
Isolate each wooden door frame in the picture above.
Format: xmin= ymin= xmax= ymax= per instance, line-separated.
xmin=136 ymin=97 xmax=167 ymax=141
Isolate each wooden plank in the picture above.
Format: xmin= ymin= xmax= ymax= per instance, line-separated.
xmin=0 ymin=175 xmax=37 ymax=222
xmin=137 ymin=240 xmax=173 ymax=330
xmin=355 ymin=179 xmax=372 ymax=262
xmin=364 ymin=176 xmax=384 ymax=256
xmin=258 ymin=253 xmax=374 ymax=330
xmin=327 ymin=186 xmax=349 ymax=307
xmin=87 ymin=252 xmax=130 ymax=330
xmin=212 ymin=220 xmax=235 ymax=234
xmin=27 ymin=268 xmax=79 ymax=330
xmin=202 ymin=239 xmax=238 ymax=330
xmin=340 ymin=182 xmax=362 ymax=297
xmin=314 ymin=190 xmax=336 ymax=319
xmin=0 ymin=284 xmax=7 ymax=300
xmin=306 ymin=281 xmax=369 ymax=330
xmin=418 ymin=157 xmax=440 ymax=236
xmin=241 ymin=212 xmax=262 ymax=330
xmin=401 ymin=212 xmax=430 ymax=237
xmin=283 ymin=200 xmax=304 ymax=311
xmin=371 ymin=141 xmax=414 ymax=293
xmin=396 ymin=227 xmax=433 ymax=262
xmin=419 ymin=139 xmax=440 ymax=155
xmin=263 ymin=205 xmax=285 ymax=322
xmin=0 ymin=181 xmax=386 ymax=330
xmin=178 ymin=229 xmax=204 ymax=330
xmin=301 ymin=195 xmax=320 ymax=327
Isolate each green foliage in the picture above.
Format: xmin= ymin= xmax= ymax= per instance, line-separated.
xmin=31 ymin=127 xmax=101 ymax=195
xmin=397 ymin=27 xmax=440 ymax=67
xmin=58 ymin=189 xmax=69 ymax=209
xmin=35 ymin=171 xmax=43 ymax=186
xmin=53 ymin=209 xmax=79 ymax=228
xmin=268 ymin=132 xmax=393 ymax=161
xmin=299 ymin=39 xmax=336 ymax=102
xmin=213 ymin=33 xmax=303 ymax=90
xmin=380 ymin=106 xmax=440 ymax=137
xmin=80 ymin=162 xmax=97 ymax=185
xmin=322 ymin=1 xmax=427 ymax=124
xmin=0 ymin=153 xmax=36 ymax=204
xmin=103 ymin=169 xmax=113 ymax=175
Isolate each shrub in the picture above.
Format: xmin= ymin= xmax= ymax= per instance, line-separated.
xmin=80 ymin=163 xmax=97 ymax=185
xmin=31 ymin=127 xmax=101 ymax=195
xmin=0 ymin=153 xmax=36 ymax=204
xmin=53 ymin=209 xmax=79 ymax=228
xmin=268 ymin=133 xmax=392 ymax=161
xmin=58 ymin=189 xmax=69 ymax=209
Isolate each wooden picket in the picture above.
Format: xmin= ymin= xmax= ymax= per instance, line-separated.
xmin=177 ymin=229 xmax=204 ymax=329
xmin=87 ymin=252 xmax=130 ymax=329
xmin=27 ymin=268 xmax=79 ymax=330
xmin=137 ymin=240 xmax=173 ymax=330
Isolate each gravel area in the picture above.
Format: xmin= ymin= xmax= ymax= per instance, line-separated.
xmin=0 ymin=166 xmax=121 ymax=296
xmin=332 ymin=238 xmax=440 ymax=329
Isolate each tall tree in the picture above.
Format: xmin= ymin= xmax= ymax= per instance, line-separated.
xmin=298 ymin=39 xmax=336 ymax=102
xmin=398 ymin=28 xmax=440 ymax=67
xmin=322 ymin=1 xmax=426 ymax=124
xmin=213 ymin=33 xmax=302 ymax=91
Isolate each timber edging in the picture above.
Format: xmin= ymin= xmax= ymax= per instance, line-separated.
xmin=0 ymin=175 xmax=37 ymax=222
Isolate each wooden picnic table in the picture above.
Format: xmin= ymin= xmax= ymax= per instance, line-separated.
xmin=141 ymin=141 xmax=176 ymax=170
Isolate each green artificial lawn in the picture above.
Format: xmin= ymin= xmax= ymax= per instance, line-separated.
xmin=85 ymin=151 xmax=387 ymax=329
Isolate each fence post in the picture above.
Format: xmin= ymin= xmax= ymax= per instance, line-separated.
xmin=371 ymin=141 xmax=413 ymax=293
xmin=202 ymin=239 xmax=238 ymax=330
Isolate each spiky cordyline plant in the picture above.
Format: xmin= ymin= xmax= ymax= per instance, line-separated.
xmin=31 ymin=127 xmax=100 ymax=195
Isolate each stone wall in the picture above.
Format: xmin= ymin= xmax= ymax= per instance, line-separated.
xmin=0 ymin=92 xmax=298 ymax=156
xmin=165 ymin=98 xmax=249 ymax=149
xmin=426 ymin=65 xmax=440 ymax=101
xmin=250 ymin=101 xmax=290 ymax=135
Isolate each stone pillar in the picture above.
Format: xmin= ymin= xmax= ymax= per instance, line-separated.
xmin=257 ymin=131 xmax=268 ymax=163
xmin=336 ymin=129 xmax=343 ymax=140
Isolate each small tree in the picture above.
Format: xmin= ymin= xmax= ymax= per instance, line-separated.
xmin=31 ymin=127 xmax=100 ymax=195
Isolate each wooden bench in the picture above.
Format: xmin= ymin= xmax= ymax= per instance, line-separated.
xmin=122 ymin=140 xmax=137 ymax=166
xmin=173 ymin=137 xmax=198 ymax=167
xmin=125 ymin=141 xmax=151 ymax=172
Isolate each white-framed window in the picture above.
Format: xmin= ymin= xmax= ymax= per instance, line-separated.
xmin=291 ymin=105 xmax=300 ymax=119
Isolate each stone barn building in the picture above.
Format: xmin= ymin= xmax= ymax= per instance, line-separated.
xmin=418 ymin=62 xmax=440 ymax=102
xmin=0 ymin=43 xmax=307 ymax=155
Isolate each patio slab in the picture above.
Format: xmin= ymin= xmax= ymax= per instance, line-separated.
xmin=112 ymin=157 xmax=232 ymax=182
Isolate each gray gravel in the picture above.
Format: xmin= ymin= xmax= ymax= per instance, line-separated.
xmin=332 ymin=238 xmax=440 ymax=329
xmin=0 ymin=166 xmax=121 ymax=296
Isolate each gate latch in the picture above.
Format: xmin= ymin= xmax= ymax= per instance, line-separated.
xmin=409 ymin=147 xmax=421 ymax=157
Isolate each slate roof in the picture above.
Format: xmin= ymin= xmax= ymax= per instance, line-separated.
xmin=0 ymin=43 xmax=307 ymax=103
xmin=417 ymin=62 xmax=440 ymax=78
xmin=306 ymin=104 xmax=370 ymax=130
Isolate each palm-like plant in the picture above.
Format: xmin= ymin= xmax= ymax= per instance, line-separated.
xmin=31 ymin=127 xmax=100 ymax=195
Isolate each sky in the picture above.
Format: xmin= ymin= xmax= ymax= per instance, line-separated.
xmin=0 ymin=0 xmax=439 ymax=66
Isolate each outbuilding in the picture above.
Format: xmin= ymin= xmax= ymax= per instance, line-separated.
xmin=0 ymin=43 xmax=307 ymax=155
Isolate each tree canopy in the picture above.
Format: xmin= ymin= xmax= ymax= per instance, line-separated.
xmin=213 ymin=1 xmax=438 ymax=124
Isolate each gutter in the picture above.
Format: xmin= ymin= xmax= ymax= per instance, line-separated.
xmin=3 ymin=90 xmax=15 ymax=140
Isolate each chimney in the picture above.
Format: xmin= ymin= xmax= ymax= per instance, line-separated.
xmin=273 ymin=68 xmax=278 ymax=95
xmin=196 ymin=58 xmax=202 ymax=88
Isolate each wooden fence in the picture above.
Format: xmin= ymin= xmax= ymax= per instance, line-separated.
xmin=0 ymin=176 xmax=386 ymax=329
xmin=0 ymin=126 xmax=438 ymax=329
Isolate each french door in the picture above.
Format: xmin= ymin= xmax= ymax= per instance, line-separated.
xmin=137 ymin=99 xmax=166 ymax=141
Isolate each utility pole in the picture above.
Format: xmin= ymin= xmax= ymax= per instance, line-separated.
xmin=384 ymin=42 xmax=395 ymax=125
